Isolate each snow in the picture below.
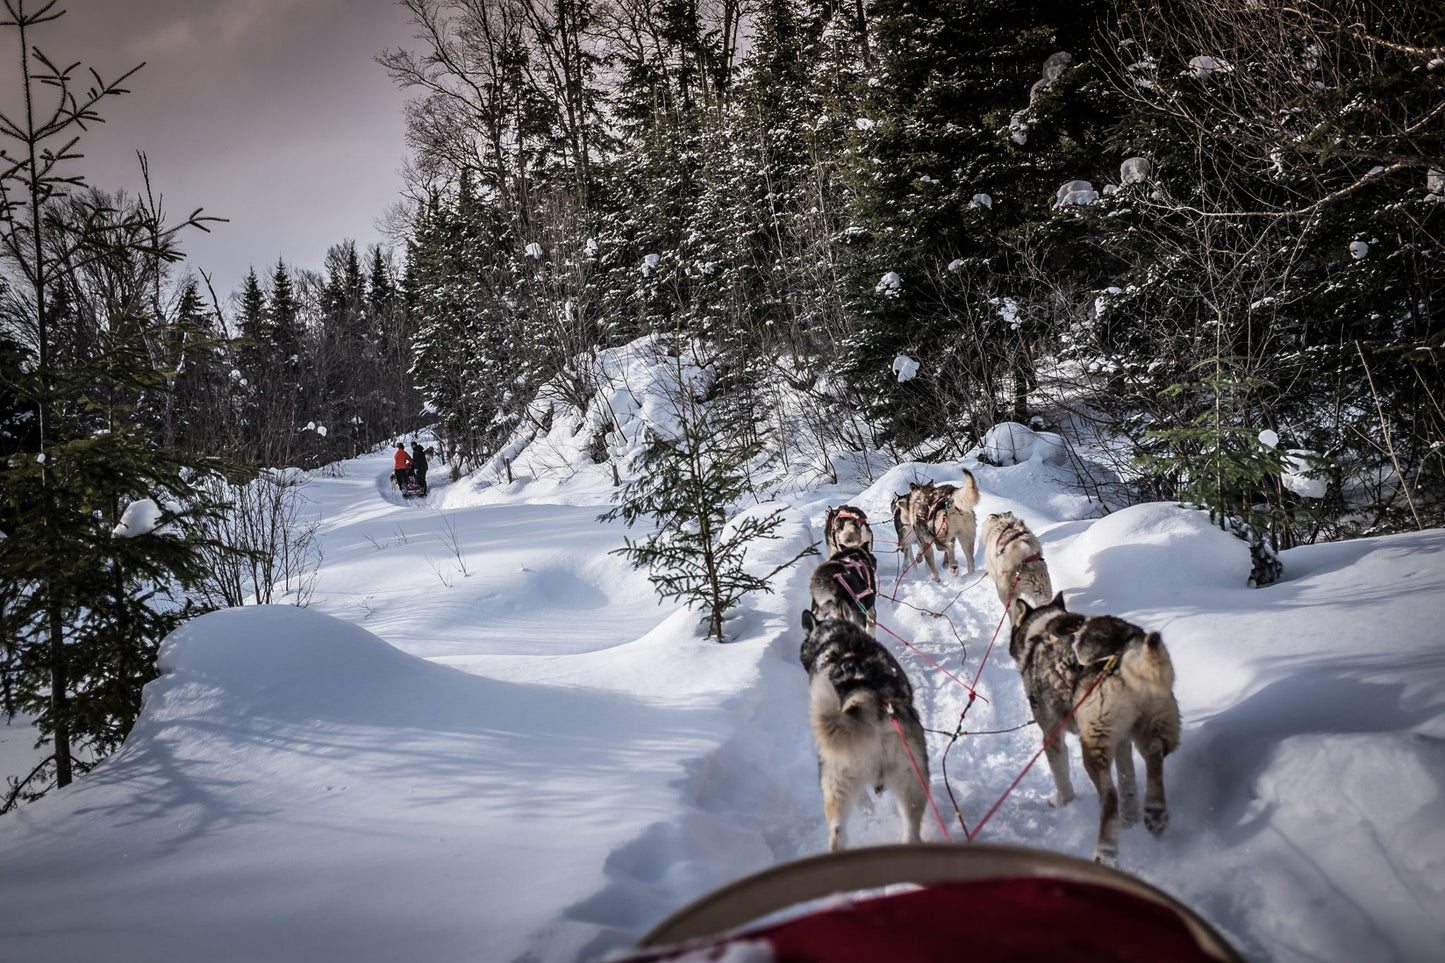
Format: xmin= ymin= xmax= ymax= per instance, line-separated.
xmin=2 ymin=340 xmax=1444 ymax=962
xmin=1120 ymin=157 xmax=1152 ymax=186
xmin=526 ymin=242 xmax=544 ymax=258
xmin=1056 ymin=180 xmax=1099 ymax=207
xmin=112 ymin=497 xmax=163 ymax=538
xmin=1189 ymin=56 xmax=1231 ymax=79
xmin=992 ymin=296 xmax=1021 ymax=329
xmin=1282 ymin=450 xmax=1327 ymax=499
xmin=981 ymin=421 xmax=1065 ymax=467
xmin=874 ymin=271 xmax=902 ymax=297
xmin=969 ymin=193 xmax=992 ymax=210
xmin=891 ymin=354 xmax=919 ymax=383
xmin=1350 ymin=240 xmax=1370 ymax=259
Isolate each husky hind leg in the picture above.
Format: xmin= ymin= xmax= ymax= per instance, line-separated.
xmin=954 ymin=508 xmax=977 ymax=574
xmin=1043 ymin=737 xmax=1076 ymax=808
xmin=1114 ymin=739 xmax=1140 ymax=827
xmin=821 ymin=765 xmax=861 ymax=853
xmin=887 ymin=717 xmax=929 ymax=844
xmin=1081 ymin=729 xmax=1121 ymax=865
xmin=1136 ymin=711 xmax=1178 ymax=836
xmin=892 ymin=773 xmax=926 ymax=845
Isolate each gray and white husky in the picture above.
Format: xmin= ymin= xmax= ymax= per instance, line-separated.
xmin=809 ymin=547 xmax=879 ymax=630
xmin=824 ymin=504 xmax=874 ymax=558
xmin=800 ymin=611 xmax=929 ymax=852
xmin=982 ymin=511 xmax=1053 ymax=608
xmin=1010 ymin=592 xmax=1181 ymax=865
xmin=906 ymin=474 xmax=980 ymax=580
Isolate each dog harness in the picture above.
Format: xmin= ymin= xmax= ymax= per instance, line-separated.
xmin=994 ymin=522 xmax=1038 ymax=557
xmin=834 ymin=554 xmax=879 ymax=619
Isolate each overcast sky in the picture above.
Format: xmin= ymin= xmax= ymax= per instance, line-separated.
xmin=8 ymin=0 xmax=416 ymax=301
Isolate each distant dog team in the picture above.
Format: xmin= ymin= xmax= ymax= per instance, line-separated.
xmin=801 ymin=472 xmax=1180 ymax=866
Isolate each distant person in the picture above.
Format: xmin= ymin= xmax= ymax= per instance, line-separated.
xmin=410 ymin=441 xmax=429 ymax=495
xmin=392 ymin=442 xmax=412 ymax=491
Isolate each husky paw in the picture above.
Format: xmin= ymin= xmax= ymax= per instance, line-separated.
xmin=1047 ymin=788 xmax=1075 ymax=808
xmin=1092 ymin=845 xmax=1118 ymax=867
xmin=1144 ymin=805 xmax=1169 ymax=836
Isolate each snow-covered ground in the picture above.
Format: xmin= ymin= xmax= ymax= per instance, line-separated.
xmin=1 ymin=348 xmax=1442 ymax=962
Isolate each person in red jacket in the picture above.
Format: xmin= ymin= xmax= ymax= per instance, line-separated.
xmin=392 ymin=442 xmax=413 ymax=490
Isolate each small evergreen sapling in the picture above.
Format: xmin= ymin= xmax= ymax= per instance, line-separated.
xmin=600 ymin=348 xmax=809 ymax=641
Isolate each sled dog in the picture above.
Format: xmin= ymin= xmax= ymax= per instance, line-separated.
xmin=889 ymin=491 xmax=918 ymax=560
xmin=809 ymin=547 xmax=880 ymax=630
xmin=824 ymin=505 xmax=875 ymax=558
xmin=1010 ymin=592 xmax=1181 ymax=865
xmin=906 ymin=474 xmax=980 ymax=580
xmin=800 ymin=610 xmax=929 ymax=852
xmin=982 ymin=511 xmax=1053 ymax=608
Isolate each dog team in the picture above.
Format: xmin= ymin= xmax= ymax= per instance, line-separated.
xmin=801 ymin=472 xmax=1181 ymax=865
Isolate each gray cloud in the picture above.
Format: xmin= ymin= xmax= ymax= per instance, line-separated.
xmin=7 ymin=0 xmax=416 ymax=300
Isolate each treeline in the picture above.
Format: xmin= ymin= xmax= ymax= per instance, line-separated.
xmin=389 ymin=0 xmax=1443 ymax=548
xmin=219 ymin=244 xmax=419 ymax=467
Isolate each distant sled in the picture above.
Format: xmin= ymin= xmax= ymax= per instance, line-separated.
xmin=388 ymin=471 xmax=429 ymax=500
xmin=620 ymin=843 xmax=1243 ymax=962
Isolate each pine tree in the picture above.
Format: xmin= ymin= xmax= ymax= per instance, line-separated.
xmin=0 ymin=0 xmax=240 ymax=804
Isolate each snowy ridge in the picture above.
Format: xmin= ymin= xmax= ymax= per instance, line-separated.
xmin=0 ymin=337 xmax=1442 ymax=962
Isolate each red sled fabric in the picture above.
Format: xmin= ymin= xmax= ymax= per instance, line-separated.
xmin=629 ymin=876 xmax=1232 ymax=962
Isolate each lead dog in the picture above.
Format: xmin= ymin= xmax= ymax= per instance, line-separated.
xmin=982 ymin=511 xmax=1053 ymax=608
xmin=824 ymin=505 xmax=874 ymax=558
xmin=800 ymin=610 xmax=929 ymax=852
xmin=906 ymin=474 xmax=980 ymax=580
xmin=1010 ymin=592 xmax=1181 ymax=865
xmin=809 ymin=547 xmax=879 ymax=630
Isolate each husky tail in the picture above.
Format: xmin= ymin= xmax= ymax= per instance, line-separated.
xmin=809 ymin=673 xmax=881 ymax=749
xmin=1120 ymin=630 xmax=1175 ymax=693
xmin=952 ymin=470 xmax=980 ymax=512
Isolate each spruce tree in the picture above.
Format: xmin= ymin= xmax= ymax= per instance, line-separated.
xmin=599 ymin=341 xmax=808 ymax=640
xmin=0 ymin=0 xmax=240 ymax=804
xmin=841 ymin=0 xmax=1122 ymax=447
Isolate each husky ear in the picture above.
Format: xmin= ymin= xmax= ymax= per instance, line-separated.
xmin=801 ymin=609 xmax=817 ymax=633
xmin=1011 ymin=597 xmax=1032 ymax=627
xmin=1049 ymin=591 xmax=1066 ymax=611
xmin=1144 ymin=631 xmax=1162 ymax=649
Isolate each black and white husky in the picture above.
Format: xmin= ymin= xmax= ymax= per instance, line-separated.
xmin=800 ymin=611 xmax=929 ymax=852
xmin=808 ymin=547 xmax=879 ymax=630
xmin=1010 ymin=592 xmax=1181 ymax=865
xmin=823 ymin=504 xmax=874 ymax=558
